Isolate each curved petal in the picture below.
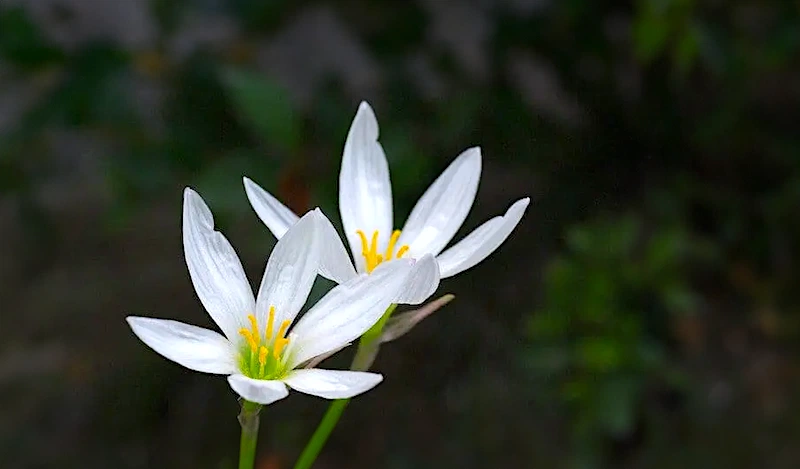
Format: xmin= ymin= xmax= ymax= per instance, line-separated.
xmin=242 ymin=180 xmax=355 ymax=285
xmin=255 ymin=210 xmax=321 ymax=329
xmin=399 ymin=147 xmax=482 ymax=256
xmin=314 ymin=209 xmax=358 ymax=285
xmin=339 ymin=102 xmax=393 ymax=273
xmin=283 ymin=369 xmax=383 ymax=399
xmin=126 ymin=317 xmax=236 ymax=374
xmin=183 ymin=188 xmax=255 ymax=340
xmin=227 ymin=375 xmax=289 ymax=405
xmin=287 ymin=259 xmax=414 ymax=367
xmin=243 ymin=176 xmax=300 ymax=239
xmin=392 ymin=254 xmax=440 ymax=305
xmin=436 ymin=198 xmax=530 ymax=278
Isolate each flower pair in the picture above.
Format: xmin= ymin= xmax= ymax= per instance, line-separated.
xmin=127 ymin=101 xmax=529 ymax=406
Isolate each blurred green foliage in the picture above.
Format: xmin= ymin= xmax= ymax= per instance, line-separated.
xmin=527 ymin=215 xmax=696 ymax=465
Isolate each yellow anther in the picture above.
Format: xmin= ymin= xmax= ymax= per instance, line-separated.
xmin=355 ymin=229 xmax=411 ymax=273
xmin=238 ymin=328 xmax=258 ymax=353
xmin=273 ymin=338 xmax=289 ymax=359
xmin=247 ymin=314 xmax=260 ymax=343
xmin=272 ymin=319 xmax=291 ymax=359
xmin=396 ymin=245 xmax=409 ymax=259
xmin=238 ymin=306 xmax=294 ymax=377
xmin=276 ymin=320 xmax=290 ymax=341
xmin=385 ymin=230 xmax=402 ymax=260
xmin=265 ymin=305 xmax=276 ymax=340
xmin=356 ymin=230 xmax=370 ymax=255
xmin=370 ymin=231 xmax=379 ymax=258
xmin=258 ymin=345 xmax=268 ymax=376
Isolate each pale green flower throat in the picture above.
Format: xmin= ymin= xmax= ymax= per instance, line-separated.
xmin=238 ymin=306 xmax=292 ymax=380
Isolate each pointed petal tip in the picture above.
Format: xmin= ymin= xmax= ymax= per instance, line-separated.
xmin=242 ymin=176 xmax=265 ymax=195
xmin=125 ymin=316 xmax=140 ymax=327
xmin=512 ymin=197 xmax=531 ymax=212
xmin=357 ymin=100 xmax=373 ymax=112
xmin=352 ymin=101 xmax=378 ymax=132
xmin=464 ymin=146 xmax=482 ymax=159
xmin=182 ymin=187 xmax=194 ymax=203
xmin=311 ymin=207 xmax=334 ymax=224
xmin=182 ymin=187 xmax=209 ymax=219
xmin=126 ymin=317 xmax=237 ymax=374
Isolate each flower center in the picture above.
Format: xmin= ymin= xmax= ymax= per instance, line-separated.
xmin=356 ymin=229 xmax=410 ymax=273
xmin=237 ymin=306 xmax=293 ymax=380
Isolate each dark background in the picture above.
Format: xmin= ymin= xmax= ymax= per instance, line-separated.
xmin=1 ymin=0 xmax=799 ymax=468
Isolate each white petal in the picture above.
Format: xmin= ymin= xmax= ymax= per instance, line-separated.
xmin=243 ymin=176 xmax=300 ymax=239
xmin=287 ymin=259 xmax=414 ymax=367
xmin=339 ymin=102 xmax=393 ymax=273
xmin=314 ymin=209 xmax=358 ymax=284
xmin=283 ymin=369 xmax=383 ymax=399
xmin=227 ymin=375 xmax=289 ymax=405
xmin=392 ymin=254 xmax=440 ymax=305
xmin=183 ymin=188 xmax=255 ymax=340
xmin=399 ymin=147 xmax=482 ymax=256
xmin=436 ymin=198 xmax=530 ymax=278
xmin=255 ymin=210 xmax=321 ymax=329
xmin=126 ymin=317 xmax=236 ymax=374
xmin=242 ymin=180 xmax=355 ymax=285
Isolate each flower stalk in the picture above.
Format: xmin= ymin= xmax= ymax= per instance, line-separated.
xmin=238 ymin=400 xmax=262 ymax=469
xmin=292 ymin=399 xmax=350 ymax=469
xmin=292 ymin=303 xmax=396 ymax=469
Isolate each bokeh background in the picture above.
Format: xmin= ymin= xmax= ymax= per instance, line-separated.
xmin=1 ymin=0 xmax=800 ymax=468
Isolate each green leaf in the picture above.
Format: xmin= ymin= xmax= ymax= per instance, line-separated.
xmin=221 ymin=68 xmax=300 ymax=152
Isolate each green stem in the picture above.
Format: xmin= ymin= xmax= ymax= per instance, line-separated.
xmin=292 ymin=303 xmax=397 ymax=469
xmin=292 ymin=398 xmax=350 ymax=469
xmin=238 ymin=400 xmax=262 ymax=469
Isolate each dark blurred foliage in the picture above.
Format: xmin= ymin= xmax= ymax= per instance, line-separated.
xmin=1 ymin=0 xmax=799 ymax=468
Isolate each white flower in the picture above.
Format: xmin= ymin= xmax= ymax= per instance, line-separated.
xmin=243 ymin=101 xmax=529 ymax=302
xmin=126 ymin=188 xmax=429 ymax=405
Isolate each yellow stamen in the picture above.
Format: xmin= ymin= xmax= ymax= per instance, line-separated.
xmin=273 ymin=319 xmax=292 ymax=359
xmin=265 ymin=305 xmax=275 ymax=340
xmin=385 ymin=230 xmax=402 ymax=260
xmin=356 ymin=230 xmax=370 ymax=256
xmin=274 ymin=338 xmax=289 ymax=359
xmin=355 ymin=229 xmax=411 ymax=273
xmin=396 ymin=245 xmax=409 ymax=258
xmin=247 ymin=314 xmax=260 ymax=343
xmin=238 ymin=306 xmax=294 ymax=378
xmin=238 ymin=328 xmax=257 ymax=352
xmin=258 ymin=345 xmax=268 ymax=375
xmin=276 ymin=319 xmax=291 ymax=341
xmin=370 ymin=231 xmax=379 ymax=259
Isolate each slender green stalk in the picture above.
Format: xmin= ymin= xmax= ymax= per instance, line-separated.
xmin=238 ymin=400 xmax=262 ymax=469
xmin=292 ymin=304 xmax=397 ymax=469
xmin=292 ymin=398 xmax=350 ymax=469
